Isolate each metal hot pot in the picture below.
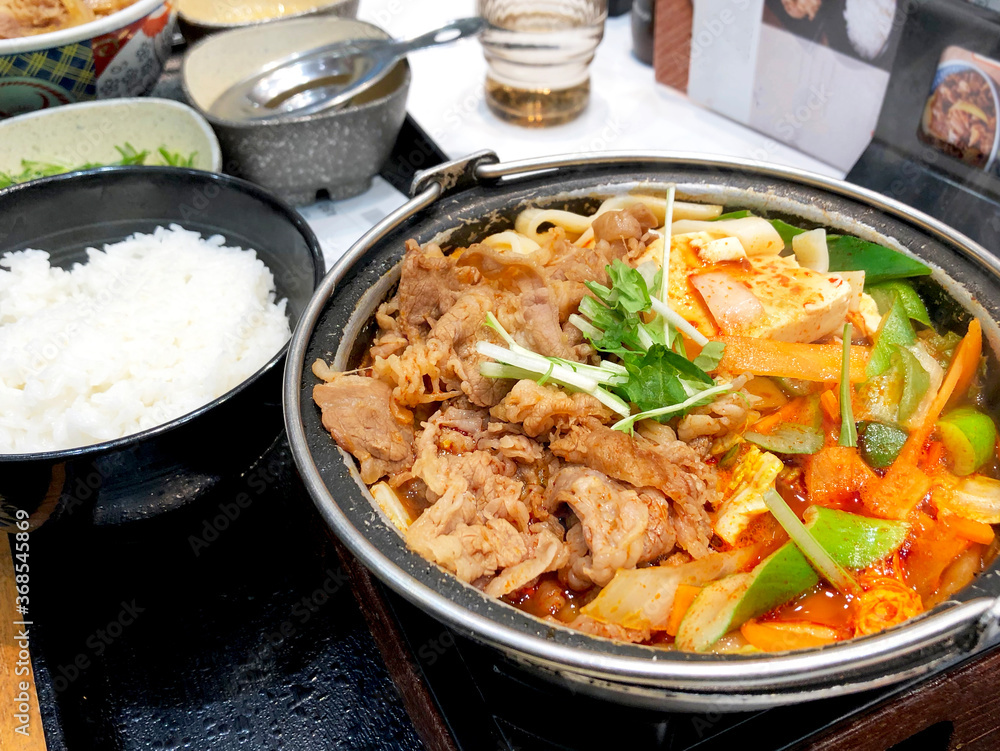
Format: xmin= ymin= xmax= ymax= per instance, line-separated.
xmin=284 ymin=152 xmax=1000 ymax=711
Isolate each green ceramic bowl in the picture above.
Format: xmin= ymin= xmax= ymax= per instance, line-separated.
xmin=0 ymin=97 xmax=222 ymax=182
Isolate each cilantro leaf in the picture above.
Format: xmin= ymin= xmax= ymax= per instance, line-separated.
xmin=618 ymin=346 xmax=688 ymax=413
xmin=606 ymin=260 xmax=652 ymax=314
xmin=693 ymin=340 xmax=725 ymax=371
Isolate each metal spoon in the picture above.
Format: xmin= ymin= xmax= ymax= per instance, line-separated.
xmin=213 ymin=17 xmax=486 ymax=122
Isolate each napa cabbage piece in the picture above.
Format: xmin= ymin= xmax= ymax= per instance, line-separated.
xmin=715 ymin=445 xmax=783 ymax=545
xmin=935 ymin=475 xmax=1000 ymax=524
xmin=579 ymin=547 xmax=760 ymax=631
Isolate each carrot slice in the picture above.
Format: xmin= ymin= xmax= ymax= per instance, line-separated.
xmin=947 ymin=318 xmax=982 ymax=408
xmin=665 ymin=584 xmax=702 ymax=637
xmin=748 ymin=396 xmax=812 ymax=434
xmin=819 ymin=389 xmax=839 ymax=423
xmin=808 ymin=444 xmax=878 ymax=509
xmin=714 ymin=337 xmax=870 ymax=382
xmin=861 ymin=464 xmax=932 ymax=520
xmin=942 ymin=514 xmax=995 ymax=545
xmin=740 ymin=619 xmax=840 ymax=652
xmin=903 ymin=512 xmax=973 ymax=599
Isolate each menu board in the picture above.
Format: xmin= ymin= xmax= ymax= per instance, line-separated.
xmin=683 ymin=0 xmax=905 ymax=170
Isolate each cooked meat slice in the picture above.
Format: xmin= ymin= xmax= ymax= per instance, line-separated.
xmin=549 ymin=467 xmax=676 ymax=588
xmin=515 ymin=285 xmax=579 ymax=360
xmin=313 ymin=375 xmax=414 ymax=484
xmin=410 ymin=406 xmax=532 ymax=531
xmin=428 ymin=289 xmax=512 ymax=407
xmin=636 ymin=487 xmax=677 ymax=561
xmin=483 ymin=529 xmax=568 ymax=597
xmin=676 ymin=389 xmax=755 ymax=443
xmin=543 ymin=234 xmax=627 ymax=288
xmin=490 ymin=381 xmax=612 ymax=437
xmin=397 ymin=240 xmax=479 ymax=338
xmin=476 ymin=422 xmax=546 ymax=464
xmin=549 ymin=418 xmax=714 ymax=557
xmin=552 ymin=613 xmax=651 ymax=643
xmin=457 ymin=243 xmax=547 ymax=291
xmin=406 ymin=481 xmax=529 ymax=583
xmin=671 ymin=497 xmax=713 ymax=559
xmin=591 ymin=204 xmax=658 ymax=246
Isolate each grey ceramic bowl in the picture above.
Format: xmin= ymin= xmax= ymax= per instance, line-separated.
xmin=177 ymin=0 xmax=358 ymax=43
xmin=0 ymin=98 xmax=221 ymax=175
xmin=182 ymin=17 xmax=409 ymax=205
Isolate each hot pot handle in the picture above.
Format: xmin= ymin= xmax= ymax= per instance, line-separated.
xmin=411 ymin=150 xmax=500 ymax=198
xmin=970 ymin=595 xmax=1000 ymax=651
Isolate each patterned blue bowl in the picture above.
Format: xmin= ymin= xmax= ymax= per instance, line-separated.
xmin=0 ymin=0 xmax=174 ymax=119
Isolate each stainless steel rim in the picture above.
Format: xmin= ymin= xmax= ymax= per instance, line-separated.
xmin=284 ymin=151 xmax=1000 ymax=693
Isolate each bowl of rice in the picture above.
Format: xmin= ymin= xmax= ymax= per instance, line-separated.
xmin=0 ymin=166 xmax=324 ymax=527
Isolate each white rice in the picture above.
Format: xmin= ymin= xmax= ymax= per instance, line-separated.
xmin=844 ymin=0 xmax=896 ymax=60
xmin=0 ymin=225 xmax=290 ymax=454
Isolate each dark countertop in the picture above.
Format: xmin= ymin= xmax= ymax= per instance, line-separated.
xmin=29 ymin=436 xmax=424 ymax=751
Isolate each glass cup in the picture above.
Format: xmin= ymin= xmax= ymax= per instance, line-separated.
xmin=477 ymin=0 xmax=608 ymax=127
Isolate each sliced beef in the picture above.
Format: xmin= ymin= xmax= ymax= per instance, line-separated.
xmin=427 ymin=289 xmax=512 ymax=407
xmin=313 ymin=375 xmax=414 ymax=483
xmin=483 ymin=529 xmax=568 ymax=597
xmin=490 ymin=381 xmax=611 ymax=438
xmin=548 ymin=467 xmax=676 ymax=588
xmin=549 ymin=418 xmax=714 ymax=557
xmin=397 ymin=240 xmax=479 ymax=338
xmin=552 ymin=613 xmax=651 ymax=644
xmin=457 ymin=243 xmax=547 ymax=292
xmin=591 ymin=204 xmax=658 ymax=247
xmin=405 ymin=406 xmax=564 ymax=591
xmin=406 ymin=481 xmax=529 ymax=583
xmin=518 ymin=286 xmax=579 ymax=360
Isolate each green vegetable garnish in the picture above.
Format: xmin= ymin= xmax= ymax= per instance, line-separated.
xmin=839 ymin=323 xmax=858 ymax=447
xmin=0 ymin=143 xmax=199 ymax=189
xmin=746 ymin=424 xmax=824 ymax=455
xmin=825 ymin=235 xmax=932 ymax=283
xmin=477 ymin=313 xmax=631 ymax=417
xmin=868 ymin=281 xmax=931 ymax=326
xmin=857 ymin=421 xmax=908 ymax=469
xmin=895 ymin=346 xmax=930 ymax=423
xmin=479 ymin=255 xmax=731 ymax=436
xmin=867 ymin=295 xmax=917 ymax=378
xmin=712 ymin=209 xmax=753 ymax=220
xmin=158 ymin=148 xmax=198 ymax=168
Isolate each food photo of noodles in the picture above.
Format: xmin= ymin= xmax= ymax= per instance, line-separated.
xmin=308 ymin=185 xmax=1000 ymax=656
